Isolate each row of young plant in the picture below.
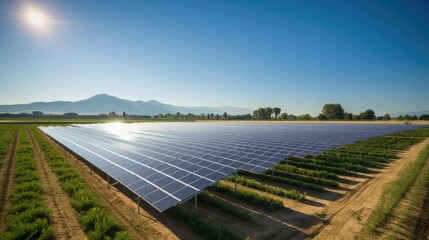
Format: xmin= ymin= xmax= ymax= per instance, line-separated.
xmin=360 ymin=144 xmax=429 ymax=237
xmin=211 ymin=183 xmax=284 ymax=210
xmin=388 ymin=127 xmax=429 ymax=138
xmin=170 ymin=206 xmax=240 ymax=240
xmin=31 ymin=128 xmax=132 ymax=240
xmin=0 ymin=126 xmax=17 ymax=167
xmin=0 ymin=130 xmax=54 ymax=239
xmin=198 ymin=191 xmax=253 ymax=221
xmin=285 ymin=157 xmax=369 ymax=174
xmin=241 ymin=170 xmax=324 ymax=191
xmin=225 ymin=175 xmax=306 ymax=200
xmin=274 ymin=164 xmax=339 ymax=180
xmin=259 ymin=130 xmax=427 ymax=193
xmin=268 ymin=169 xmax=339 ymax=188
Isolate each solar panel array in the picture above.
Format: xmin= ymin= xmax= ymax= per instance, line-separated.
xmin=39 ymin=122 xmax=422 ymax=211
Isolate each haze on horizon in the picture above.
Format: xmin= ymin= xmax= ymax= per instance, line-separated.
xmin=0 ymin=0 xmax=428 ymax=116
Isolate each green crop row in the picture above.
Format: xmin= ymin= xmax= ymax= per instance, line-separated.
xmin=170 ymin=206 xmax=240 ymax=240
xmin=361 ymin=144 xmax=429 ymax=236
xmin=199 ymin=191 xmax=253 ymax=221
xmin=0 ymin=126 xmax=17 ymax=167
xmin=0 ymin=131 xmax=54 ymax=240
xmin=388 ymin=127 xmax=429 ymax=138
xmin=274 ymin=164 xmax=339 ymax=180
xmin=31 ymin=128 xmax=132 ymax=240
xmin=269 ymin=169 xmax=339 ymax=188
xmin=226 ymin=176 xmax=306 ymax=200
xmin=211 ymin=183 xmax=284 ymax=210
xmin=317 ymin=154 xmax=381 ymax=168
xmin=287 ymin=157 xmax=370 ymax=174
xmin=240 ymin=170 xmax=324 ymax=191
xmin=353 ymin=137 xmax=423 ymax=150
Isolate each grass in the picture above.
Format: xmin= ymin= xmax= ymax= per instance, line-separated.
xmin=360 ymin=144 xmax=429 ymax=237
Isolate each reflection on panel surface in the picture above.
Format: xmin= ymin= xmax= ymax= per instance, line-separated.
xmin=39 ymin=122 xmax=422 ymax=212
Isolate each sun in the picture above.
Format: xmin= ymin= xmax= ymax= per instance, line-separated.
xmin=24 ymin=7 xmax=50 ymax=32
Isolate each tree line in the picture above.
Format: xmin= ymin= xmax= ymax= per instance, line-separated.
xmin=1 ymin=106 xmax=428 ymax=121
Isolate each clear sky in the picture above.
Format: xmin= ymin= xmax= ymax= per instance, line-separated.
xmin=0 ymin=0 xmax=428 ymax=116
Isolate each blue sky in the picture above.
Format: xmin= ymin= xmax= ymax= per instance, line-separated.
xmin=0 ymin=0 xmax=428 ymax=116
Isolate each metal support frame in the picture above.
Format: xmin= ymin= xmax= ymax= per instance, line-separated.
xmin=286 ymin=158 xmax=289 ymax=173
xmin=137 ymin=197 xmax=140 ymax=214
xmin=107 ymin=175 xmax=110 ymax=188
xmin=235 ymin=170 xmax=238 ymax=191
xmin=194 ymin=194 xmax=198 ymax=214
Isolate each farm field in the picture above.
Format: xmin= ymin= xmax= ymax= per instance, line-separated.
xmin=0 ymin=123 xmax=428 ymax=239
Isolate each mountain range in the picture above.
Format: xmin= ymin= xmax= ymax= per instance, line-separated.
xmin=0 ymin=94 xmax=253 ymax=115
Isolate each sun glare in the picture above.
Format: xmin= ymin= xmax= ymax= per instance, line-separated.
xmin=23 ymin=6 xmax=51 ymax=32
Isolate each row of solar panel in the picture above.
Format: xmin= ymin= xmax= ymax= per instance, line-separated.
xmin=40 ymin=123 xmax=423 ymax=211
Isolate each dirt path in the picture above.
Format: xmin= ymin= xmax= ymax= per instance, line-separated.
xmin=39 ymin=131 xmax=191 ymax=240
xmin=0 ymin=128 xmax=19 ymax=230
xmin=301 ymin=138 xmax=429 ymax=240
xmin=27 ymin=130 xmax=86 ymax=240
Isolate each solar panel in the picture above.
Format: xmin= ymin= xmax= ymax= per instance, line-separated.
xmin=39 ymin=122 xmax=423 ymax=211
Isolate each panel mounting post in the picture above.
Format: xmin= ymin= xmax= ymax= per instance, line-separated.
xmin=107 ymin=175 xmax=110 ymax=188
xmin=137 ymin=197 xmax=140 ymax=214
xmin=286 ymin=158 xmax=289 ymax=173
xmin=271 ymin=167 xmax=274 ymax=176
xmin=194 ymin=194 xmax=198 ymax=214
xmin=235 ymin=170 xmax=238 ymax=191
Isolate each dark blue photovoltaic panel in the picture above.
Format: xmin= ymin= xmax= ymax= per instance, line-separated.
xmin=39 ymin=122 xmax=423 ymax=212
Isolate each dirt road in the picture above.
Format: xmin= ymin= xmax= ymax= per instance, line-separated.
xmin=303 ymin=138 xmax=429 ymax=240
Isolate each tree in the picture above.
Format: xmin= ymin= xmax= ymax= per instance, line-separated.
xmin=223 ymin=112 xmax=228 ymax=119
xmin=298 ymin=114 xmax=312 ymax=120
xmin=175 ymin=112 xmax=181 ymax=118
xmin=63 ymin=112 xmax=78 ymax=117
xmin=317 ymin=113 xmax=328 ymax=120
xmin=352 ymin=115 xmax=362 ymax=120
xmin=257 ymin=108 xmax=267 ymax=119
xmin=210 ymin=113 xmax=214 ymax=119
xmin=32 ymin=111 xmax=43 ymax=116
xmin=265 ymin=107 xmax=273 ymax=119
xmin=279 ymin=113 xmax=288 ymax=120
xmin=253 ymin=110 xmax=258 ymax=118
xmin=384 ymin=114 xmax=391 ymax=121
xmin=419 ymin=114 xmax=429 ymax=120
xmin=215 ymin=114 xmax=220 ymax=120
xmin=344 ymin=113 xmax=353 ymax=120
xmin=273 ymin=107 xmax=281 ymax=119
xmin=322 ymin=104 xmax=345 ymax=120
xmin=360 ymin=109 xmax=376 ymax=120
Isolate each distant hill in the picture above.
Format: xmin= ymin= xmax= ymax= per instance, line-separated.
xmin=0 ymin=94 xmax=253 ymax=115
xmin=390 ymin=111 xmax=429 ymax=118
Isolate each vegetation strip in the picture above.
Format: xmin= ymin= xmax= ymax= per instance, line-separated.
xmin=0 ymin=126 xmax=16 ymax=167
xmin=360 ymin=144 xmax=429 ymax=236
xmin=31 ymin=128 xmax=133 ymax=240
xmin=211 ymin=183 xmax=284 ymax=210
xmin=225 ymin=176 xmax=306 ymax=200
xmin=0 ymin=130 xmax=54 ymax=239
xmin=199 ymin=191 xmax=253 ymax=221
xmin=170 ymin=206 xmax=241 ymax=240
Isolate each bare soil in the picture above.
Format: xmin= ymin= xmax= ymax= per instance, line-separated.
xmin=301 ymin=138 xmax=429 ymax=240
xmin=27 ymin=130 xmax=86 ymax=240
xmin=0 ymin=128 xmax=19 ymax=230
